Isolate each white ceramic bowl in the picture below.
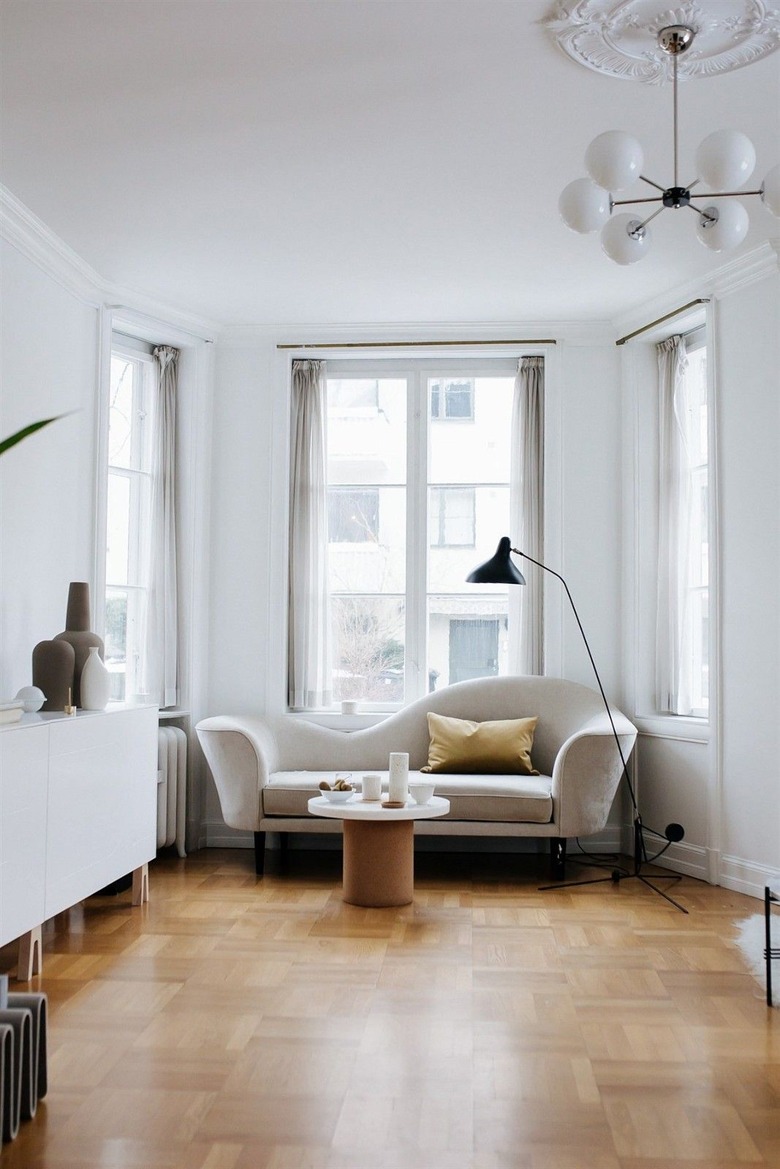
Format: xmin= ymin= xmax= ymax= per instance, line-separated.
xmin=323 ymin=788 xmax=355 ymax=803
xmin=409 ymin=782 xmax=435 ymax=805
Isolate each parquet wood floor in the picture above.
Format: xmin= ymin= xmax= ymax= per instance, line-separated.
xmin=1 ymin=847 xmax=777 ymax=1168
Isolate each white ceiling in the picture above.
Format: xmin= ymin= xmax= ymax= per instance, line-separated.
xmin=1 ymin=0 xmax=778 ymax=327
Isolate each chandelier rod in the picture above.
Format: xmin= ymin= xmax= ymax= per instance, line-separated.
xmin=673 ymin=51 xmax=679 ymax=188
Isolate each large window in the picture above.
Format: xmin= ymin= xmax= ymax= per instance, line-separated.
xmin=103 ymin=344 xmax=156 ymax=701
xmin=324 ymin=362 xmax=524 ymax=706
xmin=656 ymin=329 xmax=709 ymax=718
xmin=679 ymin=334 xmax=709 ymax=716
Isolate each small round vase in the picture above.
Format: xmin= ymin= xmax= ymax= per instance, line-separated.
xmin=80 ymin=646 xmax=110 ymax=710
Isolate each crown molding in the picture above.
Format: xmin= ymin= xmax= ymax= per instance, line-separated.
xmin=1 ymin=184 xmax=222 ymax=343
xmin=611 ymin=239 xmax=779 ymax=338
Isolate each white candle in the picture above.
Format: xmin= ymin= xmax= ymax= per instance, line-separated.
xmin=388 ymin=752 xmax=409 ymax=803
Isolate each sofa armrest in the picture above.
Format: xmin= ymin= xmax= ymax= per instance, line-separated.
xmin=551 ymin=713 xmax=637 ymax=838
xmin=196 ymin=716 xmax=280 ymax=832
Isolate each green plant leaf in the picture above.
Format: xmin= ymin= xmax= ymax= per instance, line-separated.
xmin=0 ymin=415 xmax=64 ymax=457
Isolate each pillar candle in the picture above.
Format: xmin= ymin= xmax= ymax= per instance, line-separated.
xmin=388 ymin=752 xmax=409 ymax=803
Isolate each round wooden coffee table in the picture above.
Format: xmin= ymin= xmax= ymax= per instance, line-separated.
xmin=307 ymin=795 xmax=450 ymax=907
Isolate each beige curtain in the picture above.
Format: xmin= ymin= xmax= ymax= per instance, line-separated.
xmin=656 ymin=335 xmax=691 ymax=713
xmin=510 ymin=356 xmax=545 ymax=675
xmin=288 ymin=360 xmax=332 ymax=708
xmin=143 ymin=345 xmax=179 ymax=708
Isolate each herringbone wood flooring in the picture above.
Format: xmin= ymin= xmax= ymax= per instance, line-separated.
xmin=1 ymin=847 xmax=778 ymax=1168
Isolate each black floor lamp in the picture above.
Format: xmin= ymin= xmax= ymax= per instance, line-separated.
xmin=467 ymin=537 xmax=688 ymax=913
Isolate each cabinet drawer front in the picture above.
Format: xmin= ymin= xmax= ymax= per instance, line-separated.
xmin=0 ymin=725 xmax=49 ymax=945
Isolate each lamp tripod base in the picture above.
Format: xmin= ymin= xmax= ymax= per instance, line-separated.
xmin=539 ymin=819 xmax=688 ymax=913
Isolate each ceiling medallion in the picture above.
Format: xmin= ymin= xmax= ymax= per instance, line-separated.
xmin=545 ymin=0 xmax=780 ymax=83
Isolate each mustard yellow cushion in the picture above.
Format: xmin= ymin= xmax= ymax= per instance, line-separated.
xmin=421 ymin=712 xmax=540 ymax=775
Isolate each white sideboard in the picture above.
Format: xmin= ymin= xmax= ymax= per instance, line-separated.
xmin=0 ymin=704 xmax=158 ymax=978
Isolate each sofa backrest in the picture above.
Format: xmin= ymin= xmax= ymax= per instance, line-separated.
xmin=267 ymin=676 xmax=614 ymax=776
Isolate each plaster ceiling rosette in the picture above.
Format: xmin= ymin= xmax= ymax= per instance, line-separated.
xmin=544 ymin=0 xmax=780 ymax=82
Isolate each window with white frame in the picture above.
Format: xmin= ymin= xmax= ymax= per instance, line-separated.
xmin=103 ymin=343 xmax=156 ymax=701
xmin=656 ymin=328 xmax=709 ymax=719
xmin=679 ymin=333 xmax=709 ymax=717
xmin=323 ymin=361 xmax=527 ymax=706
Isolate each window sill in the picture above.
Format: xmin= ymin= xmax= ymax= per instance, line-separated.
xmin=634 ymin=712 xmax=710 ymax=743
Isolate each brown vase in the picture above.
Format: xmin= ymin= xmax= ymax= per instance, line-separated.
xmin=32 ymin=639 xmax=76 ymax=711
xmin=54 ymin=582 xmax=104 ymax=707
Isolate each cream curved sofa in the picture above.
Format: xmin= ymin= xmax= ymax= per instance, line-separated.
xmin=196 ymin=675 xmax=637 ymax=880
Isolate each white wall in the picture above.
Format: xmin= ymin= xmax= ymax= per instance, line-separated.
xmin=621 ymin=260 xmax=780 ymax=895
xmin=0 ymin=240 xmax=100 ymax=698
xmin=203 ymin=328 xmax=627 ymax=844
xmin=717 ymin=272 xmax=780 ymax=888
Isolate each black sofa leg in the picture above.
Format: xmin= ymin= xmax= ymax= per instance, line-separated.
xmin=254 ymin=832 xmax=266 ymax=875
xmin=278 ymin=832 xmax=288 ymax=865
xmin=550 ymin=837 xmax=567 ymax=881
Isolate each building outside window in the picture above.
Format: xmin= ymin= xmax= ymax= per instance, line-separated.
xmin=325 ymin=364 xmax=523 ymax=705
xmin=103 ymin=344 xmax=156 ymax=701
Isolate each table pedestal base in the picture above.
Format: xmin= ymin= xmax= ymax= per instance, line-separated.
xmin=342 ymin=818 xmax=414 ymax=907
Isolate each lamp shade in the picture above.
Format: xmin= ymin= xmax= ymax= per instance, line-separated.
xmin=761 ymin=163 xmax=780 ymax=216
xmin=559 ymin=178 xmax=611 ymax=234
xmin=466 ymin=537 xmax=526 ymax=585
xmin=600 ymin=215 xmax=651 ymax=264
xmin=695 ymin=200 xmax=749 ymax=251
xmin=585 ymin=131 xmax=643 ymax=192
xmin=695 ymin=129 xmax=756 ymax=190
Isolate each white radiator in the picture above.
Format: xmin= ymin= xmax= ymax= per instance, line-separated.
xmin=157 ymin=726 xmax=187 ymax=857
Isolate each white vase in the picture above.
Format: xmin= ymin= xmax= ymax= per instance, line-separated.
xmin=80 ymin=646 xmax=110 ymax=710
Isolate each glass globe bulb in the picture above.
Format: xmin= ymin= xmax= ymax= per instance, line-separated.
xmin=695 ymin=129 xmax=756 ymax=190
xmin=761 ymin=163 xmax=780 ymax=217
xmin=600 ymin=214 xmax=651 ymax=265
xmin=695 ymin=201 xmax=749 ymax=252
xmin=585 ymin=131 xmax=643 ymax=192
xmin=559 ymin=178 xmax=611 ymax=233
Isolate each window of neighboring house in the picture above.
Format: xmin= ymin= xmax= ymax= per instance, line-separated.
xmin=430 ymin=378 xmax=474 ymax=420
xmin=324 ymin=363 xmax=524 ymax=706
xmin=328 ymin=488 xmax=380 ymax=543
xmin=103 ymin=344 xmax=156 ymax=702
xmin=680 ymin=333 xmax=709 ymax=717
xmin=430 ymin=486 xmax=476 ymax=547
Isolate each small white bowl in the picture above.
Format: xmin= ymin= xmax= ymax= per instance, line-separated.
xmin=409 ymin=782 xmax=435 ymax=805
xmin=323 ymin=788 xmax=355 ymax=803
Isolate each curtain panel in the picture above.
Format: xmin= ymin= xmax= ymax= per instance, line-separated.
xmin=288 ymin=360 xmax=332 ymax=708
xmin=143 ymin=345 xmax=179 ymax=708
xmin=656 ymin=334 xmax=691 ymax=714
xmin=510 ymin=356 xmax=545 ymax=675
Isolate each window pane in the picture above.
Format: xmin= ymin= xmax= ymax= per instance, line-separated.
xmin=109 ymin=357 xmax=135 ymax=468
xmin=429 ymin=377 xmax=513 ymax=483
xmin=429 ymin=487 xmax=475 ymax=547
xmin=331 ymin=595 xmax=405 ymax=703
xmin=429 ymin=486 xmax=510 ymax=593
xmin=105 ymin=587 xmax=128 ymax=702
xmin=329 ymin=486 xmax=406 ymax=593
xmin=328 ymin=488 xmax=379 ymax=543
xmin=428 ymin=598 xmax=508 ymax=689
xmin=106 ymin=473 xmax=130 ymax=585
xmin=327 ymin=378 xmax=406 ymax=484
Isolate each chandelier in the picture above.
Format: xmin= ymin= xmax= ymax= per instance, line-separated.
xmin=559 ymin=23 xmax=780 ymax=264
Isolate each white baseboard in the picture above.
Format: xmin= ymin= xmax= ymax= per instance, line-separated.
xmin=717 ymin=854 xmax=780 ymax=901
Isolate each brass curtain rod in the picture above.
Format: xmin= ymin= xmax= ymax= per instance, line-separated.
xmin=277 ymin=338 xmax=557 ymax=350
xmin=616 ymin=298 xmax=710 ymax=346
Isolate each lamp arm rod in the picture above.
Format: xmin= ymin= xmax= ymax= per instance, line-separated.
xmin=689 ymin=188 xmax=764 ymax=199
xmin=639 ymin=175 xmax=666 ymax=193
xmin=510 ymin=546 xmax=639 ymax=818
xmin=611 ymin=195 xmax=664 ymax=207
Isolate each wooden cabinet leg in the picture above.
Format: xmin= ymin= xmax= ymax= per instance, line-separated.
xmin=17 ymin=926 xmax=42 ymax=981
xmin=132 ymin=863 xmax=149 ymax=906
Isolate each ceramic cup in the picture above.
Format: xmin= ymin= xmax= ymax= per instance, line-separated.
xmin=409 ymin=781 xmax=435 ymax=805
xmin=361 ymin=773 xmax=382 ymax=801
xmin=341 ymin=700 xmax=358 ymax=715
